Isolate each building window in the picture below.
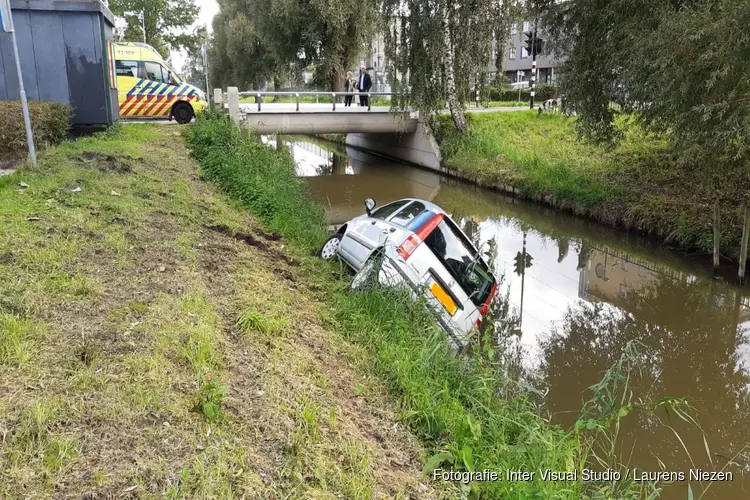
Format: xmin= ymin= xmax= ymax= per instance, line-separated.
xmin=509 ymin=47 xmax=516 ymax=59
xmin=511 ymin=23 xmax=517 ymax=35
xmin=520 ymin=46 xmax=529 ymax=58
xmin=523 ymin=21 xmax=531 ymax=32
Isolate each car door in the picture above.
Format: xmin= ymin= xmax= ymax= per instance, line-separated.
xmin=115 ymin=59 xmax=142 ymax=117
xmin=138 ymin=61 xmax=171 ymax=118
xmin=340 ymin=200 xmax=409 ymax=269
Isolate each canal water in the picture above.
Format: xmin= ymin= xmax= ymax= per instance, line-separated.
xmin=280 ymin=136 xmax=750 ymax=499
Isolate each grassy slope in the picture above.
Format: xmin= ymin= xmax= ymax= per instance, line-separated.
xmin=436 ymin=111 xmax=750 ymax=256
xmin=0 ymin=125 xmax=432 ymax=498
xmin=186 ymin=113 xmax=668 ymax=499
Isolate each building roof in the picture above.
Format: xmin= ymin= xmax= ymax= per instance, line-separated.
xmin=10 ymin=0 xmax=116 ymax=26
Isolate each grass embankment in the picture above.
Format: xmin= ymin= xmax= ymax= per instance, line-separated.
xmin=185 ymin=112 xmax=658 ymax=499
xmin=0 ymin=124 xmax=432 ymax=497
xmin=436 ymin=111 xmax=750 ymax=257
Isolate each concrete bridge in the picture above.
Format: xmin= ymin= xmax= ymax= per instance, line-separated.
xmin=219 ymin=87 xmax=442 ymax=170
xmin=217 ymin=87 xmax=525 ymax=171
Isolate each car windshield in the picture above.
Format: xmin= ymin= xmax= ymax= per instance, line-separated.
xmin=423 ymin=218 xmax=494 ymax=306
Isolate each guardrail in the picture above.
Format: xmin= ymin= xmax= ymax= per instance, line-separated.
xmin=236 ymin=90 xmax=395 ymax=112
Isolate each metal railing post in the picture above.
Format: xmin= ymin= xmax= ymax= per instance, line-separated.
xmin=257 ymin=93 xmax=261 ymax=112
xmin=367 ymin=92 xmax=372 ymax=111
xmin=332 ymin=92 xmax=336 ymax=111
xmin=295 ymin=92 xmax=299 ymax=112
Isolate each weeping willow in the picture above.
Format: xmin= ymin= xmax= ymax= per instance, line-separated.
xmin=381 ymin=0 xmax=515 ymax=133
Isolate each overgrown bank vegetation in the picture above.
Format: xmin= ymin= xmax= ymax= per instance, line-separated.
xmin=436 ymin=111 xmax=750 ymax=258
xmin=185 ymin=111 xmax=668 ymax=498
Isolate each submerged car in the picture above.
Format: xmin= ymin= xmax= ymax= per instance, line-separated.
xmin=319 ymin=198 xmax=497 ymax=344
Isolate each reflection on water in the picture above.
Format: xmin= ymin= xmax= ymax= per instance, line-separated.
xmin=290 ymin=136 xmax=750 ymax=498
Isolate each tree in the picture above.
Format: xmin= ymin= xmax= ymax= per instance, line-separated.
xmin=182 ymin=27 xmax=208 ymax=92
xmin=110 ymin=0 xmax=201 ymax=57
xmin=540 ymin=0 xmax=750 ymax=172
xmin=381 ymin=0 xmax=504 ymax=133
xmin=209 ymin=0 xmax=281 ymax=90
xmin=252 ymin=0 xmax=379 ymax=92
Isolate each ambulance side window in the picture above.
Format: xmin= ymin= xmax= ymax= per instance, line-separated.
xmin=144 ymin=61 xmax=166 ymax=83
xmin=116 ymin=60 xmax=139 ymax=78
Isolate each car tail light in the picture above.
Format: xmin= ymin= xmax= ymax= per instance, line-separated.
xmin=397 ymin=234 xmax=422 ymax=260
xmin=475 ymin=282 xmax=497 ymax=330
xmin=479 ymin=281 xmax=498 ymax=317
xmin=396 ymin=213 xmax=444 ymax=261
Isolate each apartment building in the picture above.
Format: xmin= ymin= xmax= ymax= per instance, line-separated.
xmin=489 ymin=20 xmax=561 ymax=85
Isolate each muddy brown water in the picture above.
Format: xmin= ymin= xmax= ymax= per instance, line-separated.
xmin=280 ymin=136 xmax=750 ymax=499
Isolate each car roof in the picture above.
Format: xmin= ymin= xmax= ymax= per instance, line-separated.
xmin=397 ymin=198 xmax=447 ymax=215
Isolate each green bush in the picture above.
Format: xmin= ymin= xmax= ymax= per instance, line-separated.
xmin=487 ymin=84 xmax=558 ymax=103
xmin=0 ymin=100 xmax=71 ymax=158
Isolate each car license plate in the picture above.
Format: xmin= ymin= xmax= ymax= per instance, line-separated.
xmin=427 ymin=277 xmax=457 ymax=316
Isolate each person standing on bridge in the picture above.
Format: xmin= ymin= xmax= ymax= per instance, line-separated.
xmin=344 ymin=71 xmax=355 ymax=107
xmin=357 ymin=65 xmax=372 ymax=107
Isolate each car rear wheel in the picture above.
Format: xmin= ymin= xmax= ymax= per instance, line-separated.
xmin=319 ymin=233 xmax=342 ymax=260
xmin=173 ymin=102 xmax=194 ymax=124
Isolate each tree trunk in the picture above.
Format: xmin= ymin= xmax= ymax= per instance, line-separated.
xmin=330 ymin=66 xmax=346 ymax=105
xmin=442 ymin=7 xmax=468 ymax=134
xmin=330 ymin=67 xmax=345 ymax=94
xmin=272 ymin=76 xmax=281 ymax=102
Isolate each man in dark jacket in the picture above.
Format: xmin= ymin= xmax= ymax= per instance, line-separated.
xmin=357 ymin=65 xmax=372 ymax=107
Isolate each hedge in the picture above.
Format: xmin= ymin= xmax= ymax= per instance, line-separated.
xmin=0 ymin=100 xmax=71 ymax=158
xmin=487 ymin=84 xmax=557 ymax=102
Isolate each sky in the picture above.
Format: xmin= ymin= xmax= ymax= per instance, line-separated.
xmin=171 ymin=0 xmax=219 ymax=73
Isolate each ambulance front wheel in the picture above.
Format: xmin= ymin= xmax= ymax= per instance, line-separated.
xmin=173 ymin=103 xmax=194 ymax=124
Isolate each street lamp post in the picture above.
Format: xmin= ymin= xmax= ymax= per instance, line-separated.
xmin=1 ymin=0 xmax=37 ymax=167
xmin=202 ymin=26 xmax=210 ymax=110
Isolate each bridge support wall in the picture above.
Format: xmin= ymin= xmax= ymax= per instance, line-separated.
xmin=345 ymin=120 xmax=442 ymax=172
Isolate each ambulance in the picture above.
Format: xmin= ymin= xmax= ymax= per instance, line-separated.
xmin=114 ymin=42 xmax=207 ymax=124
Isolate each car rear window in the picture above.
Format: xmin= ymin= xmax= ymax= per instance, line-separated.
xmin=423 ymin=219 xmax=494 ymax=306
xmin=371 ymin=200 xmax=408 ymax=219
xmin=390 ymin=201 xmax=427 ymax=227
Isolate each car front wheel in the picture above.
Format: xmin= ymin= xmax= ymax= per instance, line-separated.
xmin=173 ymin=102 xmax=194 ymax=124
xmin=319 ymin=233 xmax=342 ymax=261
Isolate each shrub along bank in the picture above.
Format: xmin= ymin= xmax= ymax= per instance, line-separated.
xmin=0 ymin=100 xmax=71 ymax=160
xmin=185 ymin=112 xmax=658 ymax=498
xmin=435 ymin=111 xmax=750 ymax=259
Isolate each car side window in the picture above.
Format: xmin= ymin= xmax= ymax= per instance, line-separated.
xmin=115 ymin=60 xmax=139 ymax=77
xmin=390 ymin=201 xmax=427 ymax=227
xmin=371 ymin=200 xmax=408 ymax=220
xmin=144 ymin=61 xmax=165 ymax=83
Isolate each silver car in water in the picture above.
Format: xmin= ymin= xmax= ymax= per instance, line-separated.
xmin=319 ymin=198 xmax=497 ymax=345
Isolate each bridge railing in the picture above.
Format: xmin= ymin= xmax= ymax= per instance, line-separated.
xmin=223 ymin=89 xmax=397 ymax=112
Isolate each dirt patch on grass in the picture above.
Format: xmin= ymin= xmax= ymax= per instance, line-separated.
xmin=72 ymin=151 xmax=139 ymax=174
xmin=0 ymin=125 xmax=434 ymax=498
xmin=204 ymin=223 xmax=300 ymax=267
